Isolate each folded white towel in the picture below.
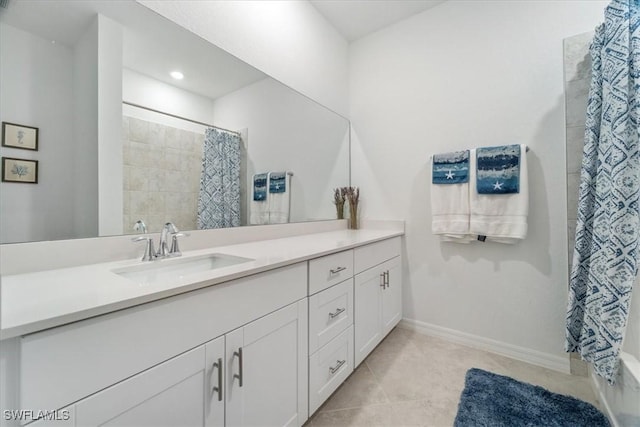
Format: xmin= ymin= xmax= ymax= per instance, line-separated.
xmin=470 ymin=144 xmax=528 ymax=243
xmin=268 ymin=172 xmax=291 ymax=224
xmin=250 ymin=173 xmax=269 ymax=225
xmin=430 ymin=154 xmax=473 ymax=243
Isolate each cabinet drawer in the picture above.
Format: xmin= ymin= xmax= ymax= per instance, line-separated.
xmin=309 ymin=326 xmax=354 ymax=415
xmin=308 ymin=250 xmax=353 ymax=295
xmin=309 ymin=279 xmax=353 ymax=354
xmin=354 ymin=237 xmax=401 ymax=274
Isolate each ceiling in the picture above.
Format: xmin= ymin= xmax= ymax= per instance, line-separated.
xmin=0 ymin=0 xmax=447 ymax=98
xmin=0 ymin=1 xmax=266 ymax=100
xmin=309 ymin=0 xmax=445 ymax=42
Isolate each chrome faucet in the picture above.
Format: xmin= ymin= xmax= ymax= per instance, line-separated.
xmin=157 ymin=222 xmax=179 ymax=258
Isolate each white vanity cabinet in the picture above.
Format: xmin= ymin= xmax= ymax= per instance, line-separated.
xmin=16 ymin=264 xmax=308 ymax=427
xmin=354 ymin=237 xmax=402 ymax=367
xmin=65 ymin=300 xmax=307 ymax=427
xmin=68 ymin=299 xmax=308 ymax=427
xmin=5 ymin=231 xmax=404 ymax=426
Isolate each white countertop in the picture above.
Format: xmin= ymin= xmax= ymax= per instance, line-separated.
xmin=1 ymin=228 xmax=402 ymax=340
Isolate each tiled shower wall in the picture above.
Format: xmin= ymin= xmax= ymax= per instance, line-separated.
xmin=122 ymin=116 xmax=204 ymax=234
xmin=564 ymin=31 xmax=593 ymax=376
xmin=564 ymin=31 xmax=593 ymax=273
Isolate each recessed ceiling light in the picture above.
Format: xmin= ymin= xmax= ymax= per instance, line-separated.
xmin=170 ymin=71 xmax=184 ymax=80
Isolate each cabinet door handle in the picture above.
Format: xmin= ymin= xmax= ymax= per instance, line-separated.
xmin=328 ymin=307 xmax=346 ymax=319
xmin=212 ymin=358 xmax=223 ymax=401
xmin=329 ymin=359 xmax=346 ymax=375
xmin=234 ymin=347 xmax=243 ymax=387
xmin=380 ymin=272 xmax=386 ymax=288
xmin=330 ymin=266 xmax=347 ymax=275
xmin=385 ymin=271 xmax=390 ymax=287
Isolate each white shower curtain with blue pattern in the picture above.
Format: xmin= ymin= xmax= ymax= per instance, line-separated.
xmin=197 ymin=128 xmax=241 ymax=229
xmin=566 ymin=0 xmax=640 ymax=383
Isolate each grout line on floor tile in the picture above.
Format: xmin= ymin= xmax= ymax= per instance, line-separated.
xmin=363 ymin=359 xmax=391 ymax=405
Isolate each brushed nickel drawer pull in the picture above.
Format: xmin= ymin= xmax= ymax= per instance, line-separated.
xmin=385 ymin=271 xmax=390 ymax=287
xmin=329 ymin=359 xmax=346 ymax=375
xmin=328 ymin=308 xmax=346 ymax=319
xmin=212 ymin=358 xmax=223 ymax=401
xmin=330 ymin=266 xmax=347 ymax=275
xmin=234 ymin=347 xmax=243 ymax=387
xmin=380 ymin=272 xmax=386 ymax=288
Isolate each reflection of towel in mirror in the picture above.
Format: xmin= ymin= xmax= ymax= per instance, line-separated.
xmin=268 ymin=172 xmax=291 ymax=224
xmin=470 ymin=144 xmax=528 ymax=243
xmin=250 ymin=173 xmax=269 ymax=225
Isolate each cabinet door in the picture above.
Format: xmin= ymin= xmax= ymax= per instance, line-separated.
xmin=205 ymin=336 xmax=225 ymax=427
xmin=226 ymin=300 xmax=308 ymax=427
xmin=75 ymin=346 xmax=206 ymax=427
xmin=381 ymin=257 xmax=402 ymax=336
xmin=354 ymin=265 xmax=384 ymax=367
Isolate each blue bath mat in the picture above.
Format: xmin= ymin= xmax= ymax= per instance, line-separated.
xmin=454 ymin=368 xmax=610 ymax=427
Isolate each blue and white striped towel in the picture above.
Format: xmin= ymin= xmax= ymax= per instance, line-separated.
xmin=476 ymin=145 xmax=521 ymax=194
xmin=432 ymin=150 xmax=470 ymax=184
xmin=253 ymin=173 xmax=268 ymax=201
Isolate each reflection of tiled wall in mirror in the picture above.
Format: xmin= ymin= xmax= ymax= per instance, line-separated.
xmin=563 ymin=31 xmax=592 ymax=378
xmin=563 ymin=31 xmax=592 ymax=278
xmin=122 ymin=116 xmax=203 ymax=234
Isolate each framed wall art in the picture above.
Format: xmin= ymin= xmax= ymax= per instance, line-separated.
xmin=2 ymin=157 xmax=38 ymax=184
xmin=2 ymin=122 xmax=39 ymax=151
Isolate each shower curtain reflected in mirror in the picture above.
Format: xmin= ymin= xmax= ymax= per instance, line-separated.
xmin=197 ymin=128 xmax=241 ymax=229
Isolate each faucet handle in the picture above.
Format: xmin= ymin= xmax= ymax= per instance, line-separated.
xmin=132 ymin=236 xmax=157 ymax=261
xmin=133 ymin=220 xmax=148 ymax=234
xmin=169 ymin=232 xmax=190 ymax=257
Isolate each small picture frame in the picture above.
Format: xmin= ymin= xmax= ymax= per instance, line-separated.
xmin=2 ymin=157 xmax=38 ymax=184
xmin=2 ymin=122 xmax=39 ymax=151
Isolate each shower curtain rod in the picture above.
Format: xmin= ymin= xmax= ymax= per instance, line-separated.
xmin=122 ymin=101 xmax=241 ymax=136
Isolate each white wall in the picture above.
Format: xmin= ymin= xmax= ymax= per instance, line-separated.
xmin=97 ymin=15 xmax=124 ymax=236
xmin=0 ymin=23 xmax=76 ymax=244
xmin=137 ymin=0 xmax=349 ymax=117
xmin=349 ymin=0 xmax=608 ymax=364
xmin=212 ymin=78 xmax=350 ymax=223
xmin=73 ymin=16 xmax=100 ymax=240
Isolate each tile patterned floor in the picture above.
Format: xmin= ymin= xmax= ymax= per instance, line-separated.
xmin=306 ymin=327 xmax=599 ymax=427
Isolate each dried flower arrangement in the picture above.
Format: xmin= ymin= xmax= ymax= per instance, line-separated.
xmin=343 ymin=186 xmax=360 ymax=229
xmin=333 ymin=188 xmax=346 ymax=219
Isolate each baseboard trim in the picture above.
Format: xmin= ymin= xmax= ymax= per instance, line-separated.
xmin=399 ymin=318 xmax=570 ymax=374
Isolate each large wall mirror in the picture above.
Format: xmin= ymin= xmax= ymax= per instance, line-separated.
xmin=0 ymin=0 xmax=350 ymax=244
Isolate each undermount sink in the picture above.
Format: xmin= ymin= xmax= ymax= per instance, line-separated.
xmin=113 ymin=253 xmax=254 ymax=285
